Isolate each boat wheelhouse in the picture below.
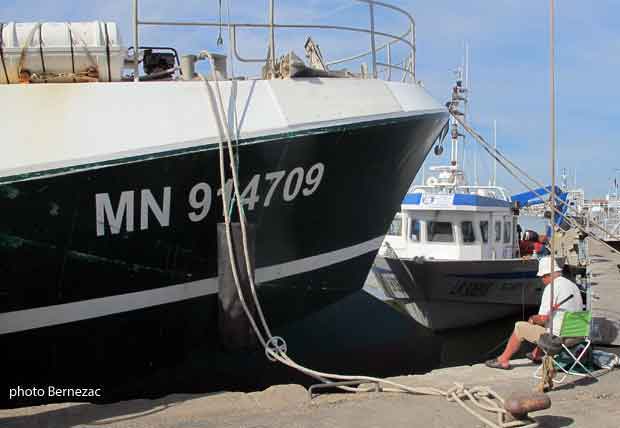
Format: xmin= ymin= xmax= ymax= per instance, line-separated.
xmin=382 ymin=166 xmax=518 ymax=261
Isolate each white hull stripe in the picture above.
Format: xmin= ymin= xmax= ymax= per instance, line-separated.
xmin=0 ymin=236 xmax=384 ymax=335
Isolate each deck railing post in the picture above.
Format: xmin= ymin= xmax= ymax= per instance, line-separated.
xmin=133 ymin=0 xmax=139 ymax=81
xmin=410 ymin=21 xmax=415 ymax=81
xmin=386 ymin=43 xmax=391 ymax=81
xmin=269 ymin=0 xmax=276 ymax=72
xmin=369 ymin=2 xmax=377 ymax=79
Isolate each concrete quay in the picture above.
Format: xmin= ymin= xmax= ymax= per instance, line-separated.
xmin=588 ymin=240 xmax=620 ymax=345
xmin=1 ymin=358 xmax=618 ymax=428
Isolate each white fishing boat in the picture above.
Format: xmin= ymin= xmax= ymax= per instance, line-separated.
xmin=365 ymin=67 xmax=544 ymax=330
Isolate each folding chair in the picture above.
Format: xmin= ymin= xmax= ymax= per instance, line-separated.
xmin=534 ymin=310 xmax=595 ymax=383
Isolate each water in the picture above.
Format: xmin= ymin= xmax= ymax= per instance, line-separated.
xmin=100 ymin=289 xmax=536 ymax=402
xmin=3 ymin=289 xmax=537 ymax=408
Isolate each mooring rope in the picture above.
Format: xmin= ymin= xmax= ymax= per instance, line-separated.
xmin=196 ymin=51 xmax=539 ymax=428
xmin=536 ymin=356 xmax=556 ymax=393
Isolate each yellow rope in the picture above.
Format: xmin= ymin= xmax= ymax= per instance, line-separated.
xmin=536 ymin=356 xmax=555 ymax=393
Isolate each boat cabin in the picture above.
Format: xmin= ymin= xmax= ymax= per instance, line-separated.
xmin=381 ymin=185 xmax=519 ymax=261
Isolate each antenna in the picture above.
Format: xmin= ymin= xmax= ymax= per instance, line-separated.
xmin=449 ymin=66 xmax=466 ymax=167
xmin=474 ymin=148 xmax=478 ymax=185
xmin=561 ymin=167 xmax=568 ymax=191
xmin=574 ymin=167 xmax=577 ymax=188
xmin=463 ymin=42 xmax=469 ymax=169
xmin=493 ymin=119 xmax=497 ymax=186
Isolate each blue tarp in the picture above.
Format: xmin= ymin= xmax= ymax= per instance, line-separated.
xmin=511 ymin=186 xmax=569 ymax=229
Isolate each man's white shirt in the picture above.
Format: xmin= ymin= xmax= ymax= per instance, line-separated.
xmin=538 ymin=276 xmax=583 ymax=335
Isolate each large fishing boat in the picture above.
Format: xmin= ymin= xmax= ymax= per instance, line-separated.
xmin=365 ymin=68 xmax=543 ymax=330
xmin=0 ymin=1 xmax=448 ymax=405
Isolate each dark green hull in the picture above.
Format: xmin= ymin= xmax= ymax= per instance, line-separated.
xmin=0 ymin=112 xmax=447 ymax=407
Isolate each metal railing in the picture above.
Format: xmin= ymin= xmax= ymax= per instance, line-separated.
xmin=409 ymin=184 xmax=512 ymax=202
xmin=131 ymin=0 xmax=416 ymax=82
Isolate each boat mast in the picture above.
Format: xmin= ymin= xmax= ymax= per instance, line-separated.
xmin=465 ymin=43 xmax=478 ymax=185
xmin=549 ymin=0 xmax=556 ymax=320
xmin=450 ymin=64 xmax=467 ymax=170
xmin=449 ymin=69 xmax=463 ymax=167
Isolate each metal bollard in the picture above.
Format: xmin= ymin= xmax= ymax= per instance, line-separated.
xmin=504 ymin=392 xmax=551 ymax=421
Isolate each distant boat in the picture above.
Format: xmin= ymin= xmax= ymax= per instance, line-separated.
xmin=586 ymin=186 xmax=620 ymax=252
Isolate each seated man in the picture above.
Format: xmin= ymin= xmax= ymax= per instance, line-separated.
xmin=485 ymin=256 xmax=583 ymax=369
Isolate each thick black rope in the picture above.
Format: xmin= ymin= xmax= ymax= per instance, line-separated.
xmin=38 ymin=24 xmax=46 ymax=74
xmin=68 ymin=24 xmax=75 ymax=74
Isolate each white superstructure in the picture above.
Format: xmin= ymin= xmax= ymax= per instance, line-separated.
xmin=588 ymin=193 xmax=620 ymax=241
xmin=381 ymin=165 xmax=518 ymax=261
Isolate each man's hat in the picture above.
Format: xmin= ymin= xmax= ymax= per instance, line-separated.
xmin=537 ymin=256 xmax=561 ymax=277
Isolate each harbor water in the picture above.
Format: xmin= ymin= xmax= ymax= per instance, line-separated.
xmin=47 ymin=285 xmax=536 ymax=407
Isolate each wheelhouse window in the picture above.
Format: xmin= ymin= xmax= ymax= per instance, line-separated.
xmin=427 ymin=221 xmax=454 ymax=242
xmin=480 ymin=221 xmax=489 ymax=243
xmin=387 ymin=216 xmax=402 ymax=236
xmin=495 ymin=221 xmax=502 ymax=242
xmin=410 ymin=219 xmax=421 ymax=242
xmin=504 ymin=221 xmax=512 ymax=243
xmin=461 ymin=221 xmax=476 ymax=243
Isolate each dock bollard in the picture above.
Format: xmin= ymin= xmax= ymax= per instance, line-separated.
xmin=503 ymin=392 xmax=551 ymax=422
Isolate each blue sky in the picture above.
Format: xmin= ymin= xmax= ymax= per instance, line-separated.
xmin=2 ymin=0 xmax=618 ymax=197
